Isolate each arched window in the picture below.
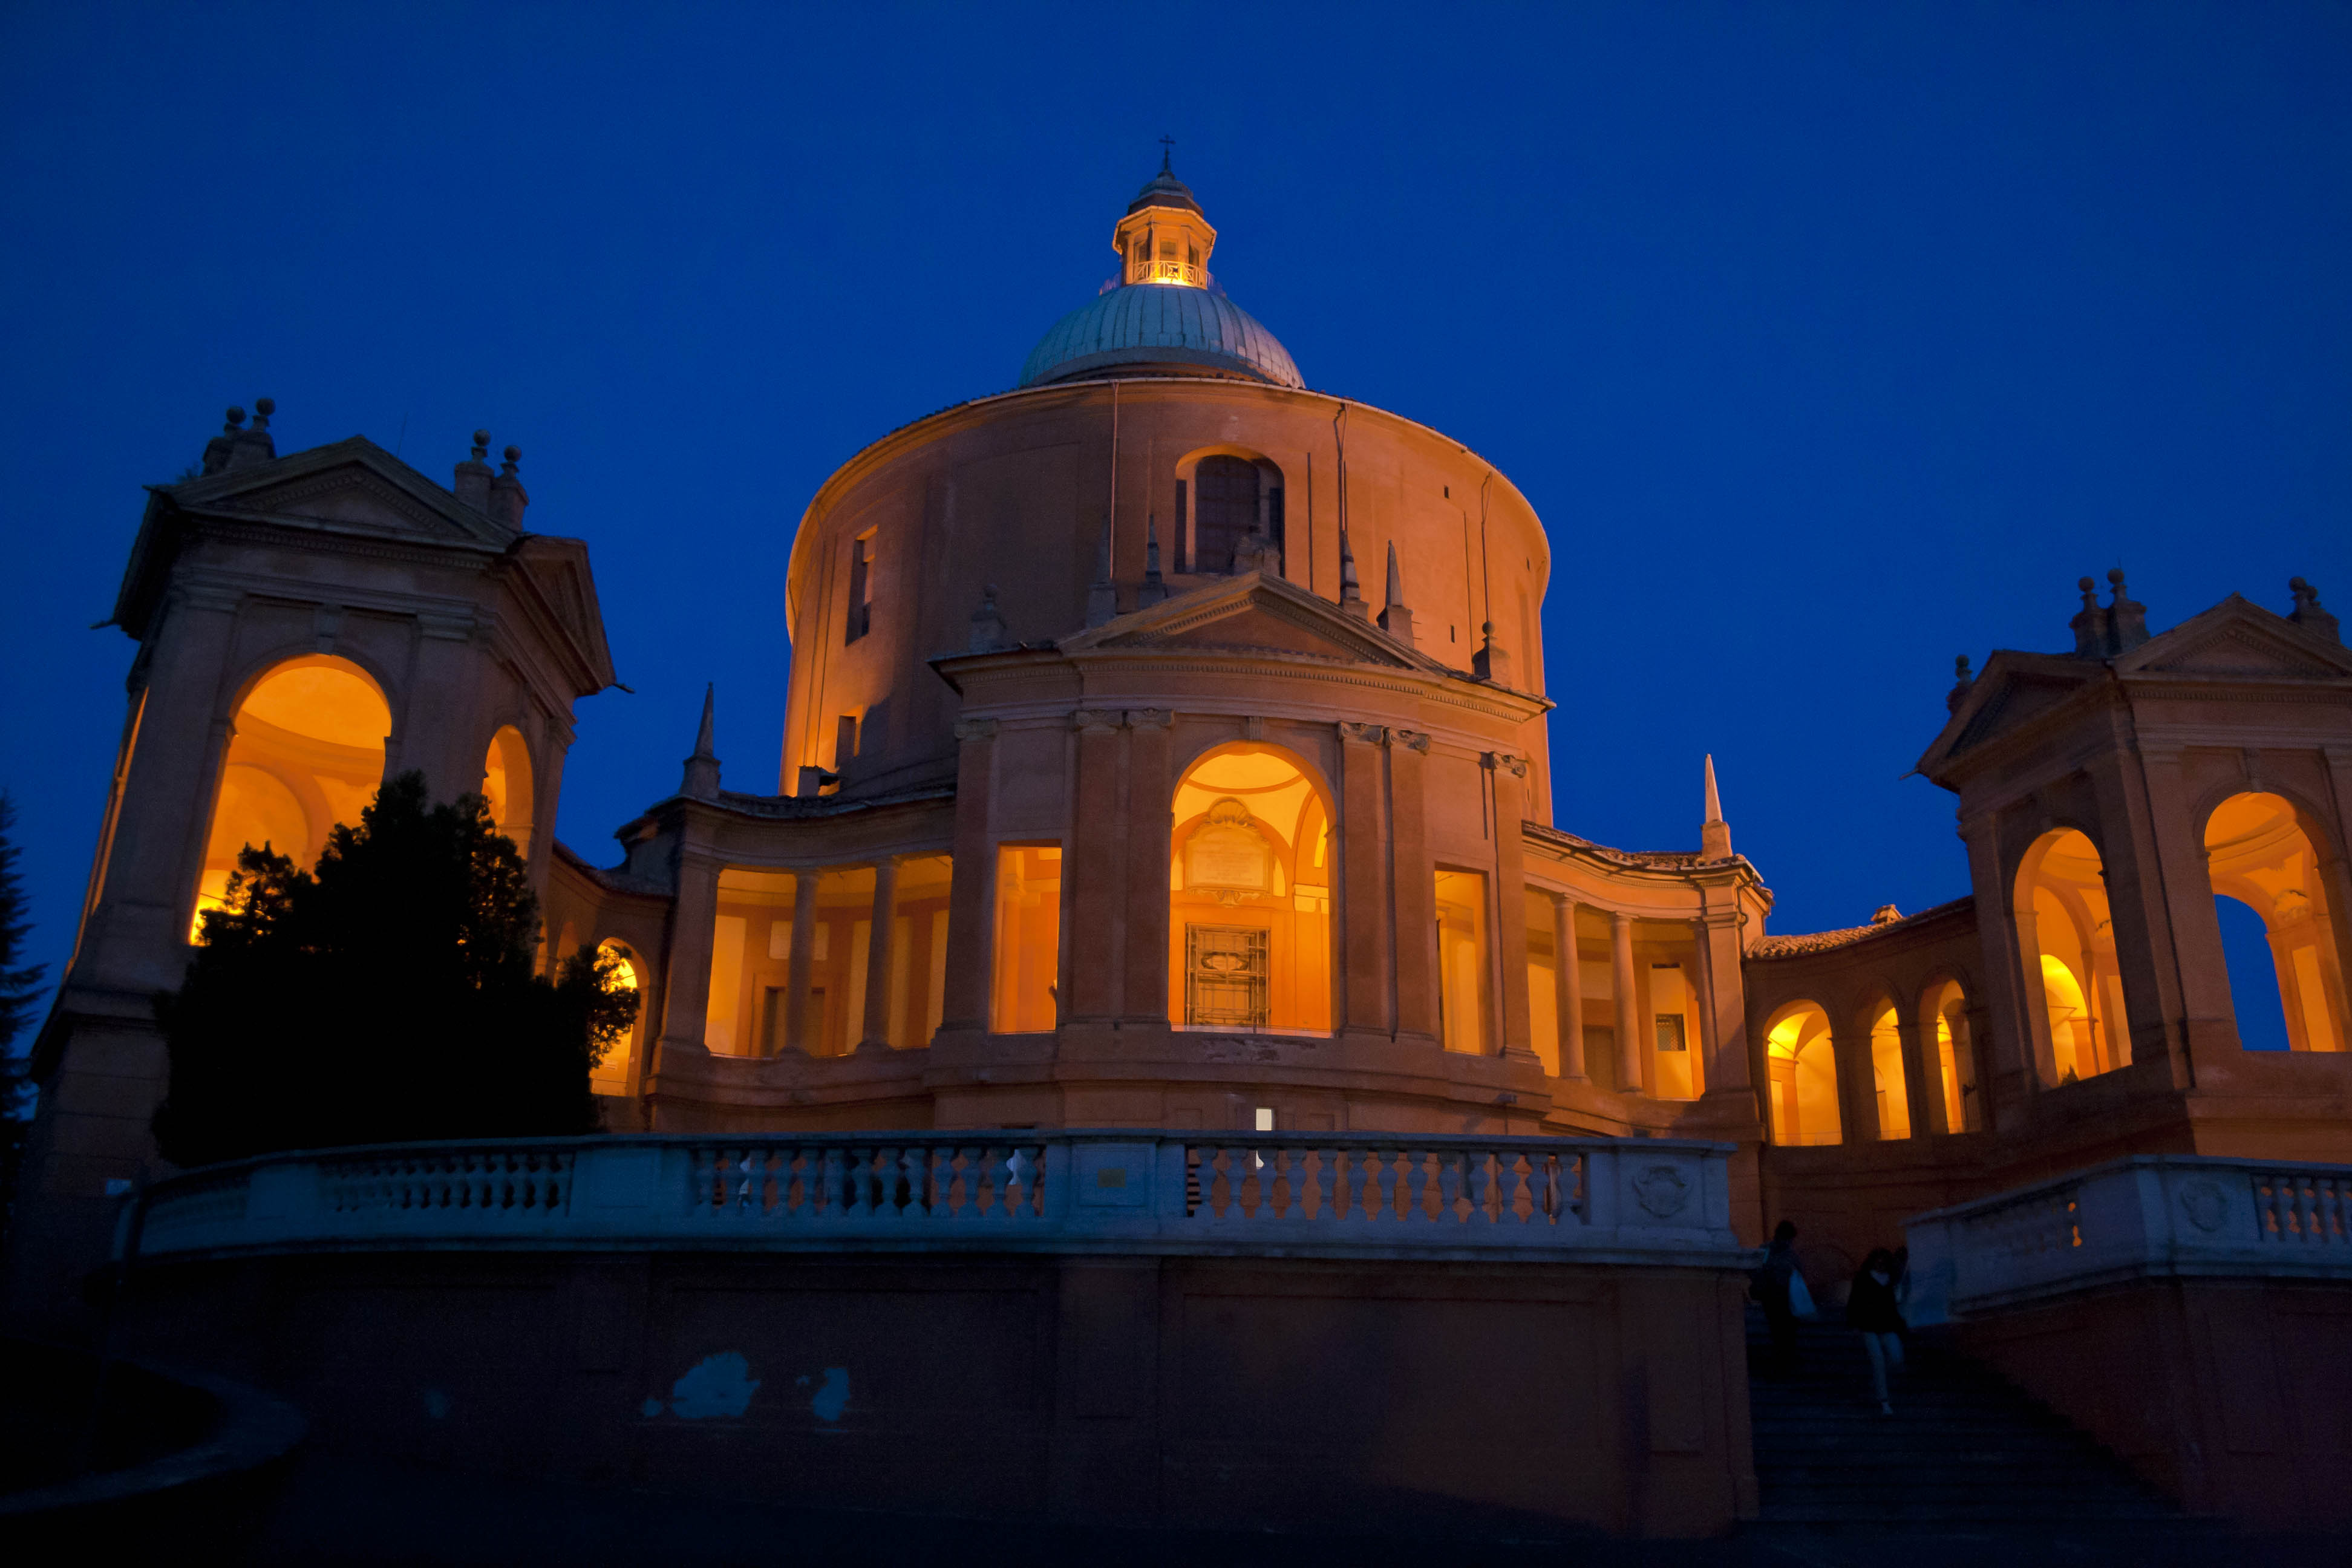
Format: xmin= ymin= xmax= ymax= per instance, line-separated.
xmin=483 ymin=724 xmax=535 ymax=855
xmin=1169 ymin=743 xmax=1333 ymax=1034
xmin=2206 ymin=792 xmax=2347 ymax=1053
xmin=193 ymin=655 xmax=390 ymax=938
xmin=590 ymin=938 xmax=642 ymax=1091
xmin=1192 ymin=456 xmax=1261 ymax=574
xmin=1765 ymin=1002 xmax=1842 ymax=1145
xmin=2015 ymin=829 xmax=2132 ymax=1083
xmin=1864 ymin=1002 xmax=1912 ymax=1140
xmin=1918 ymin=978 xmax=1981 ymax=1132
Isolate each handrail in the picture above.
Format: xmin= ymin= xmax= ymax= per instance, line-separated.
xmin=128 ymin=1131 xmax=1751 ymax=1266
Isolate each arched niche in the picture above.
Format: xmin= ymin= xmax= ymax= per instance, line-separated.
xmin=483 ymin=724 xmax=535 ymax=856
xmin=1763 ymin=1001 xmax=1842 ymax=1146
xmin=1168 ymin=741 xmax=1333 ymax=1034
xmin=2204 ymin=791 xmax=2347 ymax=1053
xmin=590 ymin=937 xmax=643 ymax=1091
xmin=1172 ymin=446 xmax=1286 ymax=575
xmin=1863 ymin=998 xmax=1912 ymax=1140
xmin=2014 ymin=828 xmax=2132 ymax=1084
xmin=1916 ymin=976 xmax=1981 ymax=1132
xmin=193 ymin=654 xmax=390 ymax=938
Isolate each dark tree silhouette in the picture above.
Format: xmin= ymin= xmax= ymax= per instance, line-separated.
xmin=152 ymin=772 xmax=636 ymax=1167
xmin=0 ymin=793 xmax=50 ymax=1246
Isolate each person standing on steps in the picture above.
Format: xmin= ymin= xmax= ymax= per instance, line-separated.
xmin=1848 ymin=1247 xmax=1907 ymax=1415
xmin=1751 ymin=1220 xmax=1803 ymax=1376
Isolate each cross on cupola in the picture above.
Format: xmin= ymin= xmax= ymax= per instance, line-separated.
xmin=1114 ymin=143 xmax=1217 ymax=289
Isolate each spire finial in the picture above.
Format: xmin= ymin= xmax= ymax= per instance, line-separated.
xmin=1700 ymin=754 xmax=1733 ymax=858
xmin=682 ymin=684 xmax=721 ymax=799
xmin=2290 ymin=576 xmax=2342 ymax=645
xmin=1337 ymin=528 xmax=1368 ymax=619
xmin=1947 ymin=653 xmax=1975 ymax=713
xmin=1159 ymin=134 xmax=1175 ymax=174
xmin=1138 ymin=516 xmax=1168 ymax=607
xmin=1376 ymin=539 xmax=1416 ymax=647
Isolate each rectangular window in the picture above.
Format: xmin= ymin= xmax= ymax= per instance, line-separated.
xmin=1434 ymin=869 xmax=1491 ymax=1054
xmin=846 ymin=532 xmax=875 ymax=642
xmin=991 ymin=844 xmax=1062 ymax=1033
xmin=834 ymin=714 xmax=859 ymax=771
xmin=1650 ymin=964 xmax=1697 ymax=1099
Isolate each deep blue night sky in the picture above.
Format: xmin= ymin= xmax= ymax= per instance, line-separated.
xmin=4 ymin=5 xmax=2347 ymax=993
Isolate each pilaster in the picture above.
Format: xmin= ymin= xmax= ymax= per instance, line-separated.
xmin=1390 ymin=730 xmax=1437 ymax=1042
xmin=1610 ymin=910 xmax=1642 ymax=1093
xmin=1552 ymin=893 xmax=1587 ymax=1081
xmin=1338 ymin=722 xmax=1393 ymax=1040
xmin=1065 ymin=710 xmax=1126 ymax=1022
xmin=1122 ymin=710 xmax=1174 ymax=1024
xmin=857 ymin=855 xmax=900 ymax=1051
xmin=655 ymin=848 xmax=722 ymax=1068
xmin=1486 ymin=752 xmax=1535 ymax=1061
xmin=941 ymin=718 xmax=998 ymax=1031
xmin=785 ymin=869 xmax=819 ymax=1056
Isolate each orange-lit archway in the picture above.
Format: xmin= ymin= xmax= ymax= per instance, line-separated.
xmin=194 ymin=655 xmax=390 ymax=938
xmin=2205 ymin=792 xmax=2347 ymax=1053
xmin=2015 ymin=828 xmax=2132 ymax=1083
xmin=1918 ymin=978 xmax=1981 ymax=1132
xmin=483 ymin=724 xmax=535 ymax=855
xmin=1168 ymin=742 xmax=1333 ymax=1034
xmin=590 ymin=938 xmax=642 ymax=1091
xmin=1765 ymin=1002 xmax=1843 ymax=1146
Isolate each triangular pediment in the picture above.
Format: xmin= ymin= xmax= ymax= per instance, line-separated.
xmin=2118 ymin=596 xmax=2352 ymax=682
xmin=1914 ymin=653 xmax=2101 ymax=781
xmin=1061 ymin=570 xmax=1440 ymax=672
xmin=168 ymin=437 xmax=509 ymax=547
xmin=512 ymin=535 xmax=617 ymax=694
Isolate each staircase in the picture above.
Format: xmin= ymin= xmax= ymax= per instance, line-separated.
xmin=1745 ymin=1305 xmax=2185 ymax=1530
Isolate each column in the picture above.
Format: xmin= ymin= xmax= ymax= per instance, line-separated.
xmin=1686 ymin=918 xmax=1718 ymax=1096
xmin=1065 ymin=710 xmax=1126 ymax=1022
xmin=1552 ymin=894 xmax=1587 ymax=1080
xmin=656 ymin=848 xmax=722 ymax=1065
xmin=1611 ymin=910 xmax=1642 ymax=1093
xmin=1390 ymin=730 xmax=1437 ymax=1040
xmin=1122 ymin=710 xmax=1174 ymax=1024
xmin=784 ymin=870 xmax=818 ymax=1056
xmin=940 ymin=718 xmax=998 ymax=1031
xmin=1697 ymin=910 xmax=1754 ymax=1097
xmin=857 ymin=855 xmax=899 ymax=1051
xmin=1832 ymin=1015 xmax=1881 ymax=1142
xmin=1962 ymin=814 xmax=2036 ymax=1128
xmin=2104 ymin=746 xmax=2204 ymax=1083
xmin=1338 ymin=723 xmax=1393 ymax=1040
xmin=1488 ymin=753 xmax=1535 ymax=1059
xmin=2321 ymin=746 xmax=2352 ymax=1045
xmin=1895 ymin=1013 xmax=1937 ymax=1136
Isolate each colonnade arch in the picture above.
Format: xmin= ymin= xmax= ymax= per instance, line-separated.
xmin=590 ymin=937 xmax=644 ymax=1092
xmin=1917 ymin=976 xmax=1982 ymax=1131
xmin=483 ymin=724 xmax=535 ymax=855
xmin=2203 ymin=790 xmax=2348 ymax=1053
xmin=1167 ymin=740 xmax=1333 ymax=1034
xmin=192 ymin=653 xmax=391 ymax=938
xmin=1764 ymin=1001 xmax=1843 ymax=1146
xmin=2014 ymin=827 xmax=2132 ymax=1085
xmin=1861 ymin=996 xmax=1912 ymax=1140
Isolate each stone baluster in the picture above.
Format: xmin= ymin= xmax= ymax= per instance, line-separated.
xmin=1315 ymin=1146 xmax=1338 ymax=1222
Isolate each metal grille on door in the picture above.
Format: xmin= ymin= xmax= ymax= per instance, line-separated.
xmin=1186 ymin=924 xmax=1269 ymax=1028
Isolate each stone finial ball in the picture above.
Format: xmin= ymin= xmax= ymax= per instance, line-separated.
xmin=503 ymin=445 xmax=521 ymax=463
xmin=2108 ymin=567 xmax=2126 ymax=586
xmin=2078 ymin=577 xmax=2095 ymax=592
xmin=226 ymin=406 xmax=245 ymax=425
xmin=985 ymin=583 xmax=999 ymax=598
xmin=1481 ymin=621 xmax=1496 ymax=635
xmin=473 ymin=429 xmax=491 ymax=446
xmin=254 ymin=397 xmax=275 ymax=416
xmin=2291 ymin=576 xmax=2310 ymax=593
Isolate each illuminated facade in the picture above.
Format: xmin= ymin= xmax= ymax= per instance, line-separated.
xmin=15 ymin=163 xmax=2352 ymax=1323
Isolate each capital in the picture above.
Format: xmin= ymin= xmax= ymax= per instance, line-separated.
xmin=1482 ymin=750 xmax=1526 ymax=777
xmin=1392 ymin=728 xmax=1432 ymax=754
xmin=1126 ymin=707 xmax=1174 ymax=730
xmin=953 ymin=717 xmax=1000 ymax=742
xmin=1071 ymin=708 xmax=1125 ymax=734
xmin=1336 ymin=721 xmax=1387 ymax=746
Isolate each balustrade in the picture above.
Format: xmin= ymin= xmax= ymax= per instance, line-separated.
xmin=125 ymin=1131 xmax=1740 ymax=1264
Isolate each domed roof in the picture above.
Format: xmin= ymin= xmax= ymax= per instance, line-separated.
xmin=1126 ymin=165 xmax=1201 ymax=215
xmin=1018 ymin=283 xmax=1304 ymax=389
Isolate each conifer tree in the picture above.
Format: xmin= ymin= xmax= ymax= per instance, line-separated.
xmin=0 ymin=794 xmax=49 ymax=1245
xmin=153 ymin=773 xmax=636 ymax=1167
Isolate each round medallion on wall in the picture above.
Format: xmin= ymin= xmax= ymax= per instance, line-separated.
xmin=2177 ymin=1178 xmax=2228 ymax=1233
xmin=1633 ymin=1164 xmax=1692 ymax=1220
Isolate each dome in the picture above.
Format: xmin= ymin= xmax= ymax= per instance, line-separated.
xmin=1018 ymin=284 xmax=1304 ymax=389
xmin=1126 ymin=166 xmax=1201 ymax=216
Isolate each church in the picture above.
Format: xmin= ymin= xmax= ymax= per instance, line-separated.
xmin=10 ymin=164 xmax=2352 ymax=1532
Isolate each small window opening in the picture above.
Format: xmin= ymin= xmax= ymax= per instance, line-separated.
xmin=1253 ymin=1106 xmax=1275 ymax=1132
xmin=834 ymin=714 xmax=859 ymax=770
xmin=846 ymin=532 xmax=875 ymax=643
